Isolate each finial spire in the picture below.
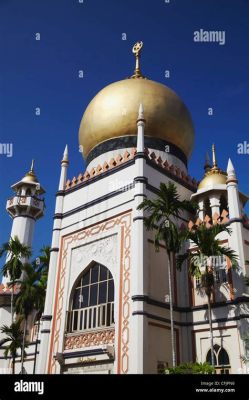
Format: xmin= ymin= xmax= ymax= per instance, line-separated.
xmin=138 ymin=103 xmax=144 ymax=120
xmin=30 ymin=159 xmax=35 ymax=172
xmin=136 ymin=103 xmax=145 ymax=153
xmin=212 ymin=144 xmax=217 ymax=168
xmin=227 ymin=158 xmax=236 ymax=178
xmin=61 ymin=145 xmax=69 ymax=164
xmin=131 ymin=41 xmax=144 ymax=79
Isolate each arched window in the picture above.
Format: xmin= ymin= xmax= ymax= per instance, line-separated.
xmin=206 ymin=345 xmax=230 ymax=374
xmin=67 ymin=263 xmax=114 ymax=333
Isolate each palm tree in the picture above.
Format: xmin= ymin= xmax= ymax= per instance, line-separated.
xmin=35 ymin=245 xmax=50 ymax=277
xmin=31 ymin=246 xmax=49 ymax=372
xmin=0 ymin=319 xmax=25 ymax=374
xmin=15 ymin=263 xmax=46 ymax=373
xmin=33 ymin=264 xmax=47 ymax=373
xmin=177 ymin=223 xmax=238 ymax=367
xmin=137 ymin=181 xmax=195 ymax=367
xmin=0 ymin=236 xmax=31 ymax=323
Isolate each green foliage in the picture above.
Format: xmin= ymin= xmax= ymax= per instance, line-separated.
xmin=137 ymin=182 xmax=195 ymax=254
xmin=34 ymin=246 xmax=50 ymax=276
xmin=0 ymin=236 xmax=31 ymax=282
xmin=0 ymin=319 xmax=26 ymax=374
xmin=166 ymin=362 xmax=215 ymax=374
xmin=177 ymin=223 xmax=238 ymax=296
xmin=15 ymin=263 xmax=47 ymax=318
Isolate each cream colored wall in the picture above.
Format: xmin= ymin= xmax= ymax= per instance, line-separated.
xmin=147 ymin=241 xmax=169 ymax=303
xmin=148 ymin=323 xmax=175 ymax=372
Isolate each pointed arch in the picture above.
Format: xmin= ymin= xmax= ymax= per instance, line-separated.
xmin=206 ymin=345 xmax=230 ymax=374
xmin=66 ymin=262 xmax=115 ymax=333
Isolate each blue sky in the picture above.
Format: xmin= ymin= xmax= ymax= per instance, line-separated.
xmin=0 ymin=0 xmax=248 ymax=261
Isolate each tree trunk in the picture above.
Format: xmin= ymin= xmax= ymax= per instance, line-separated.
xmin=167 ymin=251 xmax=176 ymax=368
xmin=12 ymin=356 xmax=15 ymax=375
xmin=11 ymin=282 xmax=14 ymax=325
xmin=207 ymin=295 xmax=215 ymax=368
xmin=33 ymin=318 xmax=40 ymax=374
xmin=21 ymin=319 xmax=27 ymax=374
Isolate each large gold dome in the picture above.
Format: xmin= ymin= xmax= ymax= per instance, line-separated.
xmin=79 ymin=77 xmax=194 ymax=159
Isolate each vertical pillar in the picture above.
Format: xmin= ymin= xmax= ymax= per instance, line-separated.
xmin=37 ymin=146 xmax=68 ymax=374
xmin=130 ymin=104 xmax=148 ymax=373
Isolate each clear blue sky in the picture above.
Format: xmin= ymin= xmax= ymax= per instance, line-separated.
xmin=0 ymin=0 xmax=248 ymax=260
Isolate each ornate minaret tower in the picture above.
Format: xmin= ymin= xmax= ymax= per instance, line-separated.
xmin=2 ymin=161 xmax=45 ymax=285
xmin=0 ymin=161 xmax=45 ymax=372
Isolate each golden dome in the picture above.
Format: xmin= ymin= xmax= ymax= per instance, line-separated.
xmin=198 ymin=171 xmax=227 ymax=189
xmin=79 ymin=43 xmax=194 ymax=160
xmin=198 ymin=145 xmax=227 ymax=189
xmin=21 ymin=160 xmax=38 ymax=183
xmin=22 ymin=173 xmax=38 ymax=183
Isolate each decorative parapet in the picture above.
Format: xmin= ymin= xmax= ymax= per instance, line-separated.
xmin=65 ymin=148 xmax=198 ymax=191
xmin=188 ymin=210 xmax=230 ymax=230
xmin=64 ymin=328 xmax=115 ymax=350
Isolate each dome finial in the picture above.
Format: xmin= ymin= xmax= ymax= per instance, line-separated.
xmin=212 ymin=143 xmax=217 ymax=168
xmin=30 ymin=159 xmax=35 ymax=172
xmin=131 ymin=41 xmax=144 ymax=79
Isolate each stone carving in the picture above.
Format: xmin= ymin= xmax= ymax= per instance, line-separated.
xmin=72 ymin=235 xmax=117 ymax=271
xmin=64 ymin=328 xmax=115 ymax=350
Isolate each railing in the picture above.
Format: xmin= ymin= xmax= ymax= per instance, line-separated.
xmin=66 ymin=302 xmax=114 ymax=333
xmin=30 ymin=321 xmax=40 ymax=342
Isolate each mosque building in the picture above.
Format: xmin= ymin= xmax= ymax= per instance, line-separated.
xmin=0 ymin=42 xmax=248 ymax=374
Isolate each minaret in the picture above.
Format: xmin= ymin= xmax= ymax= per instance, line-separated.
xmin=0 ymin=162 xmax=45 ymax=372
xmin=3 ymin=161 xmax=45 ymax=284
xmin=226 ymin=158 xmax=246 ymax=279
xmin=37 ymin=146 xmax=69 ymax=374
xmin=130 ymin=104 xmax=148 ymax=373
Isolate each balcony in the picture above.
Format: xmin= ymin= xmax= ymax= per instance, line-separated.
xmin=66 ymin=302 xmax=114 ymax=333
xmin=64 ymin=303 xmax=115 ymax=351
xmin=6 ymin=195 xmax=44 ymax=219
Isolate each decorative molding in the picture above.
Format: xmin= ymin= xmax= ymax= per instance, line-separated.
xmin=86 ymin=136 xmax=187 ymax=166
xmin=48 ymin=211 xmax=132 ymax=375
xmin=64 ymin=148 xmax=198 ymax=193
xmin=41 ymin=315 xmax=52 ymax=321
xmin=50 ymin=247 xmax=59 ymax=253
xmin=188 ymin=210 xmax=229 ymax=229
xmin=132 ymin=294 xmax=249 ymax=313
xmin=64 ymin=329 xmax=115 ymax=350
xmin=133 ymin=310 xmax=249 ymax=327
xmin=71 ymin=235 xmax=117 ymax=273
